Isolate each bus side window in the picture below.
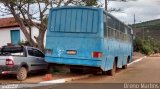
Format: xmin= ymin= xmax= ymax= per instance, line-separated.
xmin=125 ymin=34 xmax=127 ymax=42
xmin=113 ymin=30 xmax=116 ymax=39
xmin=128 ymin=35 xmax=130 ymax=42
xmin=124 ymin=34 xmax=126 ymax=41
xmin=107 ymin=15 xmax=115 ymax=29
xmin=115 ymin=30 xmax=119 ymax=40
xmin=120 ymin=23 xmax=124 ymax=32
xmin=108 ymin=28 xmax=112 ymax=38
xmin=128 ymin=28 xmax=131 ymax=34
xmin=120 ymin=32 xmax=124 ymax=41
xmin=115 ymin=20 xmax=119 ymax=30
xmin=125 ymin=27 xmax=128 ymax=34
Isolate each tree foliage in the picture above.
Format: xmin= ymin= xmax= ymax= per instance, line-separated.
xmin=133 ymin=37 xmax=160 ymax=55
xmin=82 ymin=0 xmax=98 ymax=6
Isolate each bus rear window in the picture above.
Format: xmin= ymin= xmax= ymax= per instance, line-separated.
xmin=49 ymin=8 xmax=99 ymax=33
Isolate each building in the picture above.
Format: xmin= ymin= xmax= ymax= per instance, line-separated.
xmin=0 ymin=17 xmax=39 ymax=47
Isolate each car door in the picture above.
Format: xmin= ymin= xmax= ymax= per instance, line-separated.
xmin=27 ymin=48 xmax=40 ymax=70
xmin=32 ymin=48 xmax=48 ymax=70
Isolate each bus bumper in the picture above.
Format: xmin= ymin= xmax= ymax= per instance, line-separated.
xmin=45 ymin=57 xmax=102 ymax=67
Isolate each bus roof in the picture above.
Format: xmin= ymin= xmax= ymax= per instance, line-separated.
xmin=50 ymin=6 xmax=102 ymax=11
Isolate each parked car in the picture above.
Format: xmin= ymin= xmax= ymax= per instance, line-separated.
xmin=0 ymin=46 xmax=48 ymax=81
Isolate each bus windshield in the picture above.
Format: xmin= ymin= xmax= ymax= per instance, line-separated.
xmin=49 ymin=8 xmax=100 ymax=33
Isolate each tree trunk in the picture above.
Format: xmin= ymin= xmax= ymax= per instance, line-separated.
xmin=37 ymin=29 xmax=46 ymax=52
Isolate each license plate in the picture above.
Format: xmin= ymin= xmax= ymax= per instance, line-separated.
xmin=66 ymin=50 xmax=77 ymax=55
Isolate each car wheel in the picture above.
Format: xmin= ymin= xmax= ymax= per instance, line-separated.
xmin=17 ymin=67 xmax=27 ymax=81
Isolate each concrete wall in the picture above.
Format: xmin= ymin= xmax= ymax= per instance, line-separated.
xmin=0 ymin=27 xmax=27 ymax=47
xmin=0 ymin=28 xmax=11 ymax=47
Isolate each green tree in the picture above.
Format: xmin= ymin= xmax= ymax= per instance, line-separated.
xmin=82 ymin=0 xmax=98 ymax=6
xmin=134 ymin=37 xmax=154 ymax=55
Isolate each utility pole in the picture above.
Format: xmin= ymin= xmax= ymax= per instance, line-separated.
xmin=105 ymin=0 xmax=108 ymax=11
xmin=134 ymin=14 xmax=136 ymax=25
xmin=133 ymin=14 xmax=136 ymax=36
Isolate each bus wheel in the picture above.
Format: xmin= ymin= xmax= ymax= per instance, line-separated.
xmin=122 ymin=59 xmax=129 ymax=69
xmin=108 ymin=61 xmax=116 ymax=76
xmin=102 ymin=71 xmax=107 ymax=75
xmin=122 ymin=64 xmax=127 ymax=69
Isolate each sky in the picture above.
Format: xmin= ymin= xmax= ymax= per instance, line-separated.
xmin=107 ymin=0 xmax=160 ymax=24
xmin=0 ymin=0 xmax=160 ymax=25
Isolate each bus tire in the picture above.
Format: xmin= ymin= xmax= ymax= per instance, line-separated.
xmin=102 ymin=71 xmax=107 ymax=75
xmin=122 ymin=64 xmax=127 ymax=69
xmin=108 ymin=61 xmax=116 ymax=76
xmin=122 ymin=58 xmax=129 ymax=69
xmin=17 ymin=67 xmax=27 ymax=81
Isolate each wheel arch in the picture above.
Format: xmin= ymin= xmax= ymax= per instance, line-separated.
xmin=20 ymin=62 xmax=29 ymax=71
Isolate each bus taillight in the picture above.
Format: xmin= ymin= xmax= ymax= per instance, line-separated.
xmin=92 ymin=52 xmax=102 ymax=58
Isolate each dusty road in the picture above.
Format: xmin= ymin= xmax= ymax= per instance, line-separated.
xmin=70 ymin=56 xmax=160 ymax=83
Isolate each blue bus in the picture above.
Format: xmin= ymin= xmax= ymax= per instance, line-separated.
xmin=45 ymin=6 xmax=133 ymax=75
